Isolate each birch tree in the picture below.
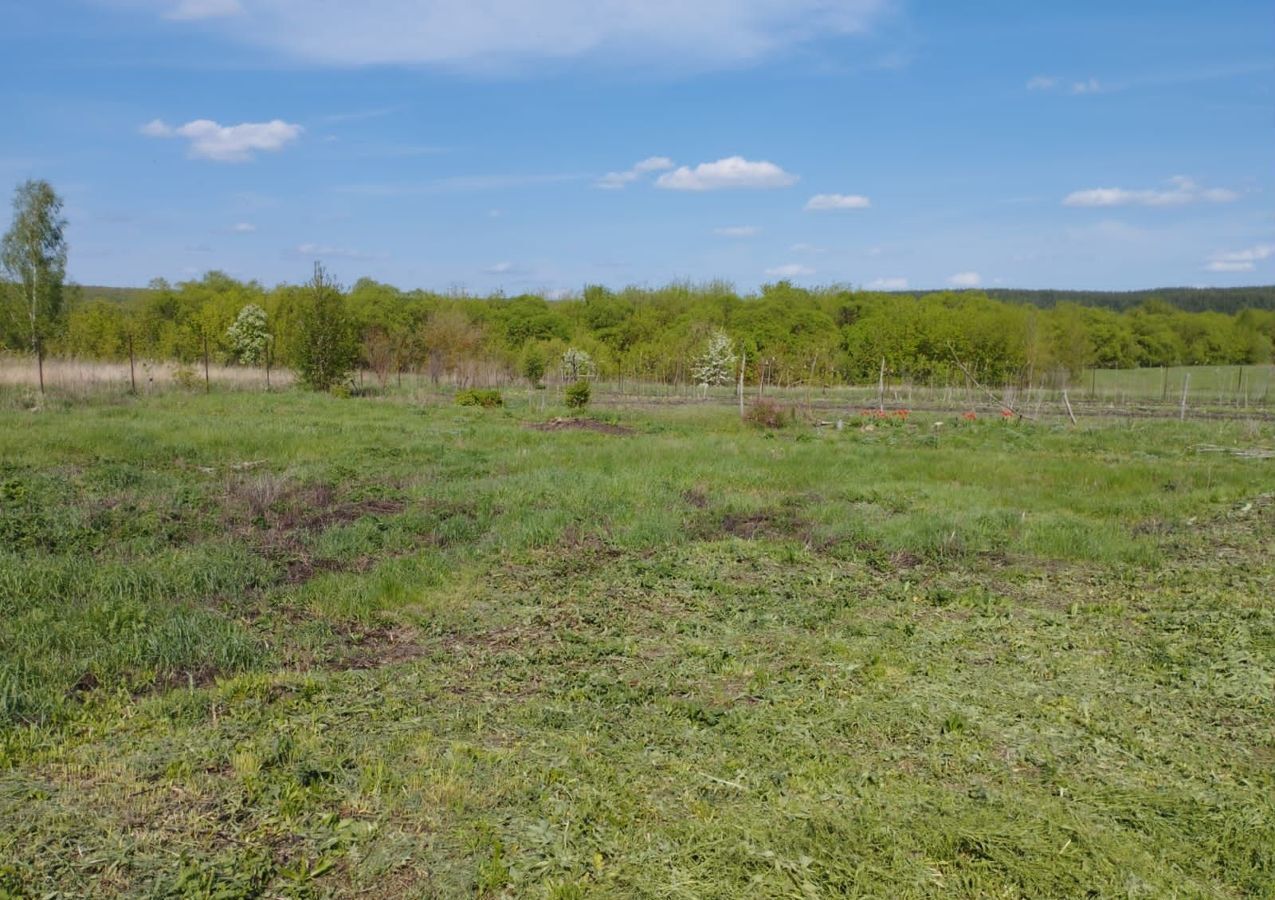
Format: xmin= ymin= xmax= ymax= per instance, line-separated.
xmin=1 ymin=180 xmax=68 ymax=393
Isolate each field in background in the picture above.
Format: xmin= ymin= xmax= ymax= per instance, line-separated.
xmin=1086 ymin=363 xmax=1273 ymax=405
xmin=4 ymin=355 xmax=1272 ymax=421
xmin=1 ymin=391 xmax=1271 ymax=896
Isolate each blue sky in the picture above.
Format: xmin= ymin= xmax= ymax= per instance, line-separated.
xmin=2 ymin=0 xmax=1272 ymax=293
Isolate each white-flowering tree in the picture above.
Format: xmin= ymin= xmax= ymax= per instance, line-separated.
xmin=692 ymin=330 xmax=737 ymax=394
xmin=225 ymin=303 xmax=271 ymax=366
xmin=561 ymin=347 xmax=596 ymax=381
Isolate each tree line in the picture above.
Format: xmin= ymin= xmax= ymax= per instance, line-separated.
xmin=23 ymin=274 xmax=1271 ymax=389
xmin=3 ymin=180 xmax=1273 ymax=392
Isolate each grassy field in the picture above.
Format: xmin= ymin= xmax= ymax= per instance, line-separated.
xmin=1 ymin=390 xmax=1272 ymax=897
xmin=1085 ymin=364 xmax=1274 ymax=405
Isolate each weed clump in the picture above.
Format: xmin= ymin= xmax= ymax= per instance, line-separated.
xmin=744 ymin=399 xmax=790 ymax=429
xmin=456 ymin=389 xmax=503 ymax=408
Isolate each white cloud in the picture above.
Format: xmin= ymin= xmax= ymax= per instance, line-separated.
xmin=1026 ymin=75 xmax=1058 ymax=91
xmin=805 ymin=193 xmax=870 ymax=211
xmin=123 ymin=0 xmax=891 ymax=68
xmin=142 ymin=118 xmax=303 ymax=162
xmin=765 ymin=263 xmax=815 ymax=278
xmin=656 ymin=156 xmax=797 ymax=191
xmin=1063 ymin=176 xmax=1239 ymax=208
xmin=231 ymin=222 xmax=256 ymax=233
xmin=713 ymin=225 xmax=760 ymax=237
xmin=485 ymin=261 xmax=515 ymax=274
xmin=947 ymin=271 xmax=981 ymax=288
xmin=1205 ymin=243 xmax=1275 ymax=273
xmin=869 ymin=277 xmax=908 ymax=290
xmin=1071 ymin=77 xmax=1103 ymax=94
xmin=790 ymin=243 xmax=826 ymax=254
xmin=595 ymin=156 xmax=674 ymax=190
xmin=164 ymin=0 xmax=241 ymax=20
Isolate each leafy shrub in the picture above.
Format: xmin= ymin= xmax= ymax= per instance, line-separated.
xmin=456 ymin=389 xmax=504 ymax=408
xmin=521 ymin=345 xmax=547 ymax=387
xmin=172 ymin=366 xmax=201 ymax=390
xmin=744 ymin=399 xmax=790 ymax=429
xmin=564 ymin=379 xmax=590 ymax=410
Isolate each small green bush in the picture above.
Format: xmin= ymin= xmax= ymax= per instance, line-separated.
xmin=456 ymin=389 xmax=504 ymax=408
xmin=172 ymin=366 xmax=201 ymax=390
xmin=744 ymin=399 xmax=790 ymax=429
xmin=564 ymin=380 xmax=591 ymax=410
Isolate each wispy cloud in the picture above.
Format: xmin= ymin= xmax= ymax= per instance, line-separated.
xmin=869 ymin=277 xmax=908 ymax=290
xmin=132 ymin=0 xmax=891 ymax=69
xmin=1026 ymin=62 xmax=1273 ymax=97
xmin=485 ymin=261 xmax=517 ymax=274
xmin=1205 ymin=243 xmax=1274 ymax=273
xmin=1064 ymin=176 xmax=1238 ymax=208
xmin=595 ymin=156 xmax=674 ymax=190
xmin=293 ymin=242 xmax=385 ymax=260
xmin=317 ymin=107 xmax=402 ymax=125
xmin=230 ymin=222 xmax=256 ymax=233
xmin=765 ymin=263 xmax=815 ymax=278
xmin=142 ymin=118 xmax=303 ymax=162
xmin=163 ymin=0 xmax=241 ymax=21
xmin=656 ymin=157 xmax=797 ymax=191
xmin=713 ymin=225 xmax=760 ymax=238
xmin=337 ymin=173 xmax=586 ymax=196
xmin=805 ymin=193 xmax=871 ymax=211
xmin=947 ymin=271 xmax=981 ymax=288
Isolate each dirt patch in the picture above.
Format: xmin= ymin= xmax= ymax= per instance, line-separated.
xmin=682 ymin=487 xmax=710 ymax=509
xmin=220 ymin=477 xmax=413 ymax=586
xmin=331 ymin=626 xmax=426 ymax=671
xmin=890 ymin=550 xmax=923 ymax=569
xmin=528 ymin=417 xmax=634 ymax=435
xmin=223 ymin=476 xmax=406 ymax=535
xmin=717 ymin=509 xmax=810 ymax=542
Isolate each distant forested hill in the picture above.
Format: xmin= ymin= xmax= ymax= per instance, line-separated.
xmin=980 ymin=286 xmax=1275 ymax=314
xmin=72 ymin=282 xmax=1275 ymax=314
xmin=71 ymin=285 xmax=157 ymax=305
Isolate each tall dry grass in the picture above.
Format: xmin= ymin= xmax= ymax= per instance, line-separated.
xmin=0 ymin=354 xmax=292 ymax=395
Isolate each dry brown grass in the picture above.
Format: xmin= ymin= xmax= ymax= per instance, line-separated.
xmin=0 ymin=354 xmax=293 ymax=393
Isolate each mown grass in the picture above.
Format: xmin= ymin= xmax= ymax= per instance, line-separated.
xmin=0 ymin=390 xmax=1272 ymax=897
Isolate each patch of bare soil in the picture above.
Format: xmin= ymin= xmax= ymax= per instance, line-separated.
xmin=528 ymin=417 xmax=634 ymax=435
xmin=682 ymin=487 xmax=710 ymax=509
xmin=331 ymin=626 xmax=426 ymax=671
xmin=717 ymin=509 xmax=810 ymax=541
xmin=220 ymin=477 xmax=411 ymax=585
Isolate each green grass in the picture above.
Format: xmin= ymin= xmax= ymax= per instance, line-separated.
xmin=1085 ymin=363 xmax=1274 ymax=405
xmin=1 ymin=390 xmax=1272 ymax=897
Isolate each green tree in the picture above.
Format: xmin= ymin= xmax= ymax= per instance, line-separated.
xmin=1 ymin=180 xmax=68 ymax=392
xmin=521 ymin=343 xmax=547 ymax=387
xmin=294 ymin=263 xmax=357 ymax=391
